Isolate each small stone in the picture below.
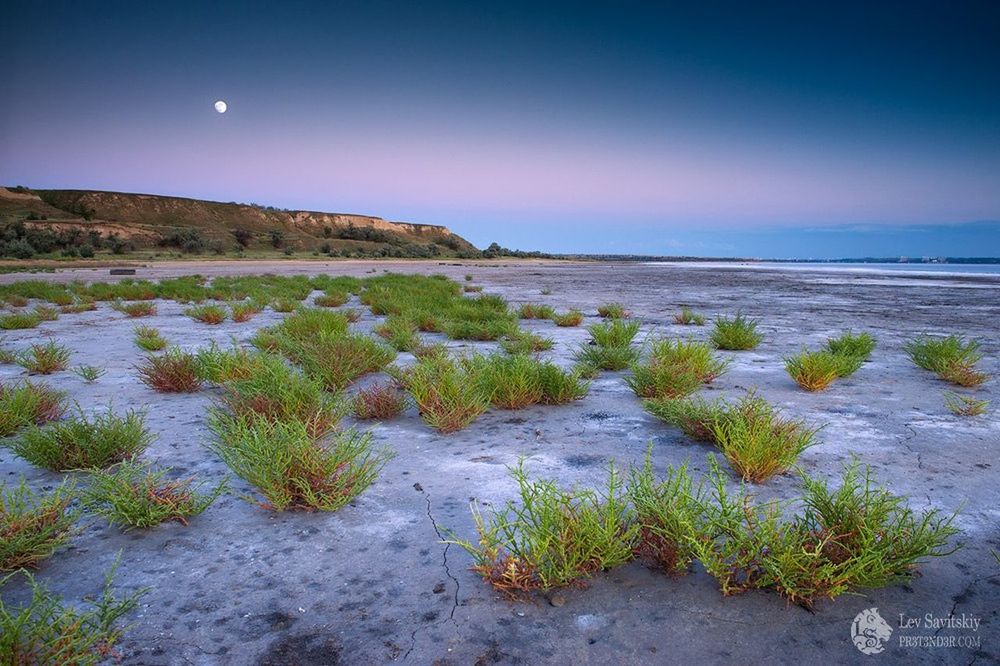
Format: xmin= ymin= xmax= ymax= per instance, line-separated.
xmin=548 ymin=593 xmax=566 ymax=607
xmin=413 ymin=482 xmax=423 ymax=492
xmin=433 ymin=582 xmax=446 ymax=594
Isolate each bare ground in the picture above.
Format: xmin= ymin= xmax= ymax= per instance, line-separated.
xmin=1 ymin=260 xmax=997 ymax=665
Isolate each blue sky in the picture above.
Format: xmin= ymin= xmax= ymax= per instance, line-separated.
xmin=2 ymin=1 xmax=999 ymax=258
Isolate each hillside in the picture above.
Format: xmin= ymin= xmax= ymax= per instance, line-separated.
xmin=0 ymin=186 xmax=479 ymax=258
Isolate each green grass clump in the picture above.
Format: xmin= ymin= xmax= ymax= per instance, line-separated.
xmin=824 ymin=331 xmax=876 ymax=365
xmin=626 ymin=338 xmax=729 ymax=399
xmin=314 ymin=291 xmax=348 ymax=307
xmin=412 ymin=343 xmax=449 ymax=360
xmin=688 ymin=456 xmax=959 ymax=607
xmin=133 ymin=325 xmax=167 ymax=352
xmin=281 ymin=332 xmax=396 ymax=390
xmin=273 ymin=307 xmax=350 ymax=340
xmin=32 ymin=306 xmax=59 ymax=322
xmin=73 ymin=365 xmax=105 ymax=383
xmin=81 ymin=460 xmax=226 ymax=529
xmin=628 ymin=455 xmax=702 ymax=574
xmin=0 ymin=346 xmax=17 ymax=364
xmin=551 ymin=310 xmax=583 ymax=327
xmin=375 ymin=316 xmax=421 ymax=352
xmin=11 ymin=408 xmax=152 ymax=471
xmin=185 ymin=303 xmax=227 ymax=325
xmin=112 ymin=300 xmax=157 ymax=317
xmin=588 ymin=319 xmax=641 ymax=348
xmin=500 ymin=331 xmax=554 ymax=355
xmin=61 ymin=300 xmax=97 ymax=314
xmin=442 ymin=318 xmax=518 ymax=341
xmin=271 ymin=297 xmax=298 ymax=313
xmin=646 ymin=391 xmax=818 ymax=482
xmin=536 ymin=364 xmax=590 ymax=405
xmin=784 ymin=350 xmax=852 ymax=391
xmin=219 ymin=353 xmax=343 ymax=438
xmin=0 ymin=382 xmax=66 ymax=437
xmin=0 ymin=478 xmax=78 ymax=572
xmin=597 ymin=302 xmax=630 ymax=319
xmin=16 ymin=341 xmax=71 ymax=375
xmin=352 ymin=381 xmax=408 ymax=420
xmin=229 ymin=301 xmax=262 ymax=322
xmin=517 ymin=303 xmax=555 ymax=320
xmin=395 ymin=356 xmax=491 ymax=433
xmin=0 ymin=560 xmax=144 ymax=665
xmin=0 ymin=312 xmax=42 ymax=330
xmin=194 ymin=342 xmax=268 ymax=384
xmin=475 ymin=354 xmax=544 ymax=409
xmin=207 ymin=413 xmax=392 ymax=511
xmin=449 ymin=461 xmax=637 ymax=595
xmin=674 ymin=307 xmax=705 ymax=326
xmin=904 ymin=335 xmax=988 ymax=387
xmin=710 ymin=312 xmax=762 ymax=350
xmin=574 ymin=319 xmax=642 ymax=371
xmin=136 ymin=348 xmax=202 ymax=392
xmin=943 ymin=391 xmax=989 ymax=417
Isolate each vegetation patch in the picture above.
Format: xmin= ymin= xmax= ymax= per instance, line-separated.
xmin=0 ymin=312 xmax=42 ymax=330
xmin=710 ymin=312 xmax=762 ymax=350
xmin=73 ymin=365 xmax=105 ymax=383
xmin=626 ymin=338 xmax=729 ymax=399
xmin=517 ymin=303 xmax=555 ymax=320
xmin=352 ymin=381 xmax=408 ymax=420
xmin=16 ymin=341 xmax=71 ymax=375
xmin=133 ymin=325 xmax=167 ymax=352
xmin=112 ymin=300 xmax=156 ymax=317
xmin=943 ymin=391 xmax=989 ymax=417
xmin=905 ymin=334 xmax=988 ymax=387
xmin=375 ymin=316 xmax=421 ymax=352
xmin=0 ymin=382 xmax=66 ymax=437
xmin=0 ymin=478 xmax=78 ymax=572
xmin=11 ymin=407 xmax=152 ymax=471
xmin=674 ymin=307 xmax=705 ymax=326
xmin=81 ymin=460 xmax=226 ymax=529
xmin=314 ymin=291 xmax=348 ymax=307
xmin=597 ymin=302 xmax=630 ymax=319
xmin=230 ymin=301 xmax=262 ymax=322
xmin=551 ymin=309 xmax=584 ymax=327
xmin=185 ymin=304 xmax=227 ymax=325
xmin=136 ymin=348 xmax=203 ymax=392
xmin=574 ymin=319 xmax=642 ymax=371
xmin=394 ymin=356 xmax=491 ymax=433
xmin=500 ymin=331 xmax=554 ymax=355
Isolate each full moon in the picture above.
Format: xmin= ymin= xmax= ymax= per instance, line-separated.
xmin=214 ymin=100 xmax=227 ymax=113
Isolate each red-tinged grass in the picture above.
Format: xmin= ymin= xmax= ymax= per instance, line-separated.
xmin=112 ymin=301 xmax=157 ymax=317
xmin=230 ymin=301 xmax=262 ymax=322
xmin=0 ymin=478 xmax=78 ymax=571
xmin=551 ymin=310 xmax=584 ymax=327
xmin=0 ymin=382 xmax=66 ymax=437
xmin=315 ymin=292 xmax=348 ymax=307
xmin=136 ymin=348 xmax=203 ymax=393
xmin=185 ymin=304 xmax=226 ymax=325
xmin=11 ymin=408 xmax=152 ymax=472
xmin=17 ymin=341 xmax=71 ymax=375
xmin=352 ymin=382 xmax=408 ymax=420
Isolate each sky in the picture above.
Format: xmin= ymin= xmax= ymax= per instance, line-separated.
xmin=2 ymin=1 xmax=999 ymax=258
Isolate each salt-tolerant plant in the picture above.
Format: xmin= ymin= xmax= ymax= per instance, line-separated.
xmin=710 ymin=312 xmax=762 ymax=350
xmin=643 ymin=395 xmax=724 ymax=442
xmin=207 ymin=412 xmax=393 ymax=512
xmin=551 ymin=309 xmax=584 ymax=327
xmin=628 ymin=453 xmax=703 ymax=574
xmin=448 ymin=460 xmax=638 ymax=596
xmin=597 ymin=302 xmax=630 ymax=319
xmin=375 ymin=316 xmax=421 ymax=352
xmin=271 ymin=297 xmax=297 ymax=313
xmin=686 ymin=456 xmax=959 ymax=607
xmin=314 ymin=291 xmax=348 ymax=307
xmin=229 ymin=301 xmax=262 ymax=322
xmin=61 ymin=300 xmax=98 ymax=314
xmin=0 ymin=312 xmax=42 ymax=330
xmin=185 ymin=303 xmax=227 ymax=325
xmin=33 ymin=306 xmax=59 ymax=322
xmin=573 ymin=319 xmax=642 ymax=371
xmin=0 ymin=478 xmax=78 ymax=572
xmin=476 ymin=354 xmax=545 ymax=410
xmin=575 ymin=344 xmax=640 ymax=372
xmin=73 ymin=365 xmax=105 ymax=383
xmin=136 ymin=348 xmax=203 ymax=393
xmin=17 ymin=341 xmax=71 ymax=375
xmin=824 ymin=331 xmax=876 ymax=364
xmin=395 ymin=355 xmax=491 ymax=433
xmin=133 ymin=325 xmax=167 ymax=352
xmin=81 ymin=459 xmax=227 ymax=530
xmin=904 ymin=334 xmax=988 ymax=388
xmin=784 ymin=350 xmax=850 ymax=392
xmin=0 ymin=559 xmax=145 ymax=665
xmin=112 ymin=300 xmax=156 ymax=317
xmin=536 ymin=363 xmax=590 ymax=405
xmin=500 ymin=331 xmax=555 ymax=355
xmin=352 ymin=381 xmax=408 ymax=420
xmin=11 ymin=407 xmax=153 ymax=471
xmin=943 ymin=391 xmax=989 ymax=417
xmin=674 ymin=307 xmax=705 ymax=326
xmin=626 ymin=338 xmax=729 ymax=399
xmin=282 ymin=331 xmax=397 ymax=390
xmin=0 ymin=347 xmax=16 ymax=364
xmin=463 ymin=285 xmax=483 ymax=293
xmin=0 ymin=382 xmax=66 ymax=437
xmin=517 ymin=303 xmax=555 ymax=320
xmin=588 ymin=318 xmax=641 ymax=348
xmin=412 ymin=343 xmax=449 ymax=361
xmin=193 ymin=342 xmax=268 ymax=384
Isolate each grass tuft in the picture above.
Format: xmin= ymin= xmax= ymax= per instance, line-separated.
xmin=375 ymin=316 xmax=421 ymax=352
xmin=500 ymin=331 xmax=555 ymax=355
xmin=0 ymin=382 xmax=66 ymax=437
xmin=0 ymin=312 xmax=42 ymax=330
xmin=904 ymin=334 xmax=987 ymax=387
xmin=710 ymin=312 xmax=762 ymax=350
xmin=943 ymin=391 xmax=989 ymax=417
xmin=314 ymin=291 xmax=348 ymax=307
xmin=11 ymin=407 xmax=153 ymax=471
xmin=551 ymin=309 xmax=584 ymax=327
xmin=395 ymin=356 xmax=490 ymax=432
xmin=449 ymin=461 xmax=637 ymax=596
xmin=81 ymin=459 xmax=227 ymax=529
xmin=136 ymin=348 xmax=203 ymax=393
xmin=207 ymin=412 xmax=392 ymax=511
xmin=628 ymin=453 xmax=701 ymax=574
xmin=597 ymin=302 xmax=630 ymax=319
xmin=133 ymin=325 xmax=167 ymax=352
xmin=352 ymin=381 xmax=408 ymax=420
xmin=185 ymin=304 xmax=227 ymax=325
xmin=73 ymin=365 xmax=105 ymax=383
xmin=0 ymin=478 xmax=78 ymax=572
xmin=17 ymin=341 xmax=71 ymax=375
xmin=784 ymin=350 xmax=849 ymax=391
xmin=229 ymin=301 xmax=262 ymax=322
xmin=674 ymin=307 xmax=705 ymax=326
xmin=112 ymin=301 xmax=156 ymax=317
xmin=626 ymin=338 xmax=729 ymax=399
xmin=517 ymin=303 xmax=555 ymax=320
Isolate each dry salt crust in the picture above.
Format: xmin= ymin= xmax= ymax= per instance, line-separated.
xmin=0 ymin=260 xmax=998 ymax=665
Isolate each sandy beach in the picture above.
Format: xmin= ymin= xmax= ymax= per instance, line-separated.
xmin=1 ymin=260 xmax=997 ymax=664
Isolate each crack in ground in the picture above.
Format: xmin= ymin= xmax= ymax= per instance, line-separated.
xmin=403 ymin=489 xmax=461 ymax=660
xmin=899 ymin=424 xmax=922 ymax=470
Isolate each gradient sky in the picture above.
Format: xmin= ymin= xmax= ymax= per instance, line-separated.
xmin=2 ymin=1 xmax=999 ymax=258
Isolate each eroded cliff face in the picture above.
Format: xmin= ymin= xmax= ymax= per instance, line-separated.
xmin=1 ymin=187 xmax=476 ymax=253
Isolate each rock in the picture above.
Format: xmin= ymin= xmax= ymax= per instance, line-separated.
xmin=548 ymin=593 xmax=566 ymax=607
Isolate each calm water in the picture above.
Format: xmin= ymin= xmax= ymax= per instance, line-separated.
xmin=645 ymin=261 xmax=1000 ymax=276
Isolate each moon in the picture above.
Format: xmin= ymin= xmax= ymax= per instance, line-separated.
xmin=214 ymin=100 xmax=227 ymax=113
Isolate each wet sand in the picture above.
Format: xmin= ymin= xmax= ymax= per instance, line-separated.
xmin=1 ymin=261 xmax=997 ymax=664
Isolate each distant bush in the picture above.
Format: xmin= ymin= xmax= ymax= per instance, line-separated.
xmin=158 ymin=228 xmax=205 ymax=254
